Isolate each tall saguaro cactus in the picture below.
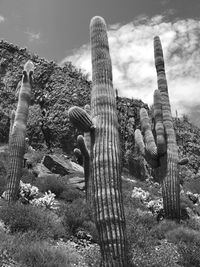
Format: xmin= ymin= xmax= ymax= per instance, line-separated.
xmin=5 ymin=60 xmax=34 ymax=202
xmin=135 ymin=36 xmax=185 ymax=221
xmin=69 ymin=16 xmax=127 ymax=266
xmin=90 ymin=16 xmax=127 ymax=266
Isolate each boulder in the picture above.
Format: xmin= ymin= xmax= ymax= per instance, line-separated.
xmin=42 ymin=154 xmax=84 ymax=176
xmin=32 ymin=162 xmax=58 ymax=179
xmin=67 ymin=176 xmax=85 ymax=190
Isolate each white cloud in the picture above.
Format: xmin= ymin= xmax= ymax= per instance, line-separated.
xmin=0 ymin=15 xmax=5 ymax=23
xmin=25 ymin=29 xmax=41 ymax=42
xmin=60 ymin=15 xmax=200 ymax=123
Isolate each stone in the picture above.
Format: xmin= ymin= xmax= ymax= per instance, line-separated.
xmin=42 ymin=154 xmax=84 ymax=176
xmin=32 ymin=162 xmax=57 ymax=178
xmin=67 ymin=176 xmax=85 ymax=190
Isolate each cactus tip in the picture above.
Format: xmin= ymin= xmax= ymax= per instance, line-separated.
xmin=90 ymin=16 xmax=106 ymax=27
xmin=24 ymin=60 xmax=34 ymax=73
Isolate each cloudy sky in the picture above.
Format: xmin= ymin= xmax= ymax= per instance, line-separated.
xmin=1 ymin=0 xmax=200 ymax=124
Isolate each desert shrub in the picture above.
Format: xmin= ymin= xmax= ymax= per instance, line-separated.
xmin=13 ymin=240 xmax=74 ymax=267
xmin=34 ymin=175 xmax=65 ymax=197
xmin=59 ymin=186 xmax=84 ymax=202
xmin=183 ymin=178 xmax=200 ymax=194
xmin=178 ymin=242 xmax=200 ymax=267
xmin=166 ymin=226 xmax=200 ymax=245
xmin=26 ymin=150 xmax=44 ymax=166
xmin=125 ymin=206 xmax=157 ymax=250
xmin=0 ymin=202 xmax=66 ymax=240
xmin=166 ymin=226 xmax=200 ymax=267
xmin=150 ymin=219 xmax=179 ymax=240
xmin=21 ymin=168 xmax=38 ymax=184
xmin=2 ymin=232 xmax=79 ymax=267
xmin=82 ymin=220 xmax=99 ymax=243
xmin=62 ymin=199 xmax=93 ymax=235
xmin=35 ymin=175 xmax=84 ymax=201
xmin=182 ymin=217 xmax=200 ymax=231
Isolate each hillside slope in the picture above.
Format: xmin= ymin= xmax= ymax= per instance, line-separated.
xmin=1 ymin=40 xmax=200 ymax=181
xmin=0 ymin=40 xmax=147 ymax=155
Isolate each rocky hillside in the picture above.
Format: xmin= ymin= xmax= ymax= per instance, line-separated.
xmin=1 ymin=40 xmax=200 ymax=182
xmin=0 ymin=40 xmax=147 ymax=157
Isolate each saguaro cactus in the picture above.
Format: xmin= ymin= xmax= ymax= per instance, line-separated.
xmin=90 ymin=16 xmax=127 ymax=266
xmin=135 ymin=36 xmax=186 ymax=222
xmin=69 ymin=16 xmax=127 ymax=266
xmin=5 ymin=60 xmax=34 ymax=202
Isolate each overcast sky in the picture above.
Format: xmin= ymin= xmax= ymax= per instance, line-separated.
xmin=1 ymin=0 xmax=200 ymax=123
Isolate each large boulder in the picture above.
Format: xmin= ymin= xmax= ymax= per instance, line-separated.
xmin=42 ymin=154 xmax=84 ymax=176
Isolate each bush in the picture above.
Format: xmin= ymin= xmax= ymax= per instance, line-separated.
xmin=82 ymin=220 xmax=99 ymax=243
xmin=183 ymin=178 xmax=200 ymax=194
xmin=59 ymin=186 xmax=84 ymax=202
xmin=62 ymin=199 xmax=94 ymax=235
xmin=150 ymin=219 xmax=179 ymax=240
xmin=34 ymin=175 xmax=67 ymax=198
xmin=0 ymin=202 xmax=66 ymax=240
xmin=166 ymin=226 xmax=200 ymax=267
xmin=13 ymin=240 xmax=74 ymax=267
xmin=1 ymin=231 xmax=80 ymax=267
xmin=178 ymin=242 xmax=200 ymax=267
xmin=166 ymin=226 xmax=200 ymax=245
xmin=125 ymin=207 xmax=157 ymax=252
xmin=21 ymin=168 xmax=37 ymax=184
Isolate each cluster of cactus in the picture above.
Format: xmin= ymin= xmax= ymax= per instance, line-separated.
xmin=4 ymin=60 xmax=34 ymax=202
xmin=69 ymin=16 xmax=127 ymax=266
xmin=1 ymin=15 xmax=189 ymax=266
xmin=135 ymin=36 xmax=187 ymax=222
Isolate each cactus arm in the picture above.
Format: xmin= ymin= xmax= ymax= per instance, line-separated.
xmin=134 ymin=129 xmax=145 ymax=156
xmin=77 ymin=135 xmax=91 ymax=200
xmin=153 ymin=90 xmax=166 ymax=155
xmin=77 ymin=135 xmax=89 ymax=160
xmin=90 ymin=16 xmax=127 ymax=266
xmin=74 ymin=148 xmax=81 ymax=158
xmin=5 ymin=60 xmax=34 ymax=202
xmin=140 ymin=108 xmax=158 ymax=167
xmin=68 ymin=106 xmax=93 ymax=132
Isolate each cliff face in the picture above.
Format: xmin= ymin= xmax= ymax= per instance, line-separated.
xmin=0 ymin=41 xmax=146 ymax=157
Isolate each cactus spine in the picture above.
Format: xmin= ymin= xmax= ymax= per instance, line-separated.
xmin=135 ymin=36 xmax=182 ymax=221
xmin=90 ymin=16 xmax=127 ymax=266
xmin=5 ymin=60 xmax=34 ymax=202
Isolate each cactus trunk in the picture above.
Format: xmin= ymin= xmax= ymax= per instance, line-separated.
xmin=90 ymin=16 xmax=127 ymax=266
